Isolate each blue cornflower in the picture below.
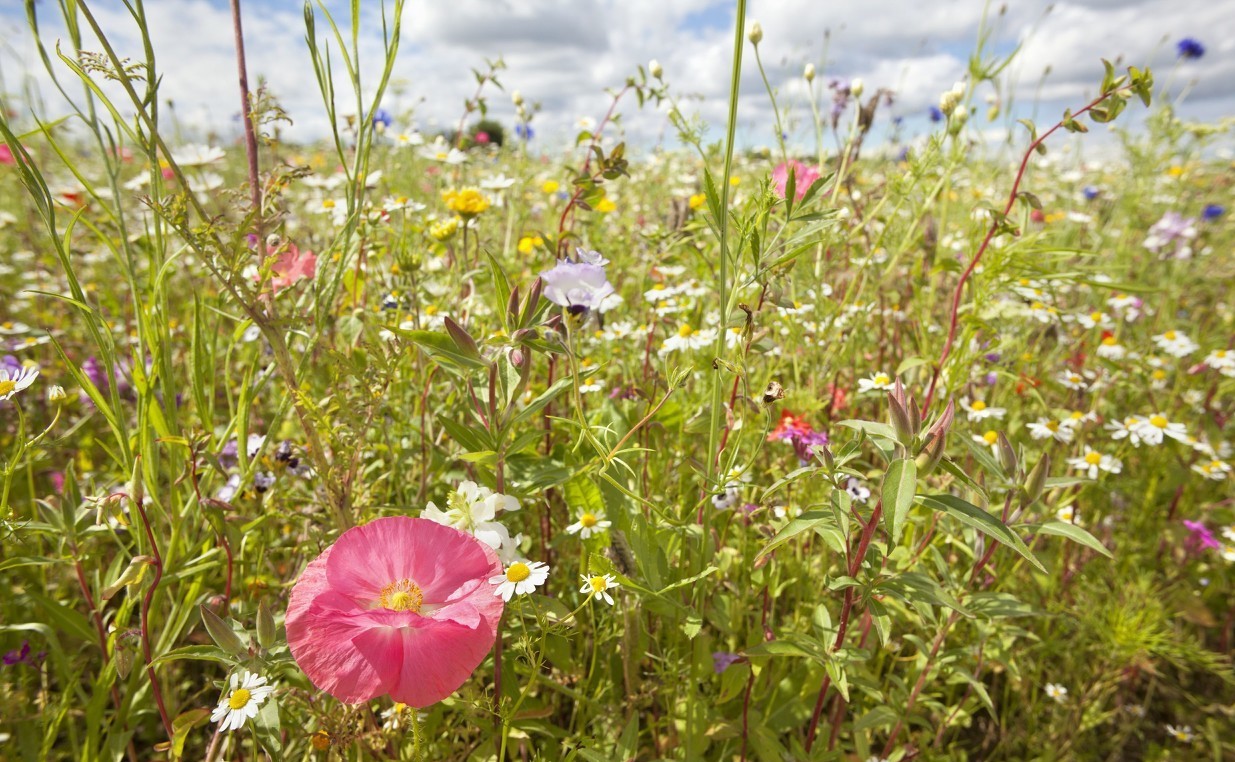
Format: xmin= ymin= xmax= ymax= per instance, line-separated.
xmin=1202 ymin=204 xmax=1224 ymax=221
xmin=372 ymin=108 xmax=393 ymax=129
xmin=1082 ymin=185 xmax=1100 ymax=201
xmin=514 ymin=123 xmax=534 ymax=141
xmin=928 ymin=105 xmax=944 ymax=123
xmin=1176 ymin=38 xmax=1205 ymax=60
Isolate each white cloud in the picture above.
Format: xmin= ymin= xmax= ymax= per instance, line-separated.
xmin=1 ymin=0 xmax=1230 ymax=153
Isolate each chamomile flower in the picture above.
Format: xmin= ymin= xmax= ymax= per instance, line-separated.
xmin=1057 ymin=369 xmax=1093 ymax=391
xmin=1105 ymin=416 xmax=1146 ymax=446
xmin=1044 ymin=683 xmax=1068 ymax=703
xmin=1191 ymin=459 xmax=1231 ymax=481
xmin=658 ymin=324 xmax=716 ymax=355
xmin=1028 ymin=418 xmax=1073 ymax=443
xmin=579 ymin=573 xmax=618 ymax=605
xmin=1067 ymin=446 xmax=1122 ymax=479
xmin=566 ymin=511 xmax=612 ymax=539
xmin=1152 ymin=330 xmax=1198 ymax=358
xmin=1204 ymin=348 xmax=1235 ymax=372
xmin=1060 ymin=410 xmax=1098 ymax=429
xmin=960 ymin=397 xmax=1006 ymax=422
xmin=857 ymin=372 xmax=895 ymax=393
xmin=211 ymin=671 xmax=276 ymax=732
xmin=1075 ymin=311 xmax=1113 ymax=330
xmin=1165 ymin=724 xmax=1194 ymax=743
xmin=973 ymin=430 xmax=1001 ymax=452
xmin=490 ymin=560 xmax=550 ymax=601
xmin=1129 ymin=413 xmax=1188 ymax=446
xmin=0 ymin=365 xmax=38 ymax=401
xmin=1056 ymin=505 xmax=1081 ymax=525
xmin=1095 ymin=334 xmax=1126 ymax=360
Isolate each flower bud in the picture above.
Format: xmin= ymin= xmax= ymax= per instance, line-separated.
xmin=48 ymin=385 xmax=67 ymax=402
xmin=649 ymin=59 xmax=663 ymax=80
xmin=512 ymin=90 xmax=524 ymax=106
xmin=265 ymin=233 xmax=281 ymax=250
xmin=950 ymin=105 xmax=969 ymax=132
xmin=851 ymin=78 xmax=865 ymax=98
xmin=748 ymin=21 xmax=763 ymax=45
xmin=804 ymin=63 xmax=816 ymax=82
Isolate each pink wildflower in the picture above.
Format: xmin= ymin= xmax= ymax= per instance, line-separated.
xmin=1182 ymin=519 xmax=1221 ymax=552
xmin=771 ymin=160 xmax=821 ymax=202
xmin=0 ymin=144 xmax=14 ymax=166
xmin=286 ymin=516 xmax=504 ymax=707
xmin=270 ymin=244 xmax=317 ymax=292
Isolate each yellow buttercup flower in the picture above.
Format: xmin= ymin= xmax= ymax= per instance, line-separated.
xmin=688 ymin=193 xmax=707 ymax=210
xmin=542 ymin=180 xmax=560 ymax=194
xmin=442 ymin=187 xmax=490 ymax=218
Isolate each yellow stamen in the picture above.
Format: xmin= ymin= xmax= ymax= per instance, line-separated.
xmin=580 ymin=513 xmax=598 ymax=528
xmin=228 ymin=688 xmax=252 ymax=710
xmin=506 ymin=562 xmax=531 ymax=583
xmin=1084 ymin=452 xmax=1102 ymax=465
xmin=1149 ymin=415 xmax=1168 ymax=429
xmin=982 ymin=431 xmax=998 ymax=445
xmin=379 ymin=579 xmax=424 ymax=613
xmin=678 ymin=324 xmax=694 ymax=337
xmin=971 ymin=400 xmax=987 ymax=411
xmin=0 ymin=380 xmax=14 ymax=396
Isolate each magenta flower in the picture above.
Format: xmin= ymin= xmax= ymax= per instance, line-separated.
xmin=771 ymin=160 xmax=821 ymax=202
xmin=286 ymin=516 xmax=504 ymax=707
xmin=1182 ymin=519 xmax=1221 ymax=552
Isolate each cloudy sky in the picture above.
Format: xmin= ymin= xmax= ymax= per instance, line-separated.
xmin=1 ymin=0 xmax=1231 ymax=153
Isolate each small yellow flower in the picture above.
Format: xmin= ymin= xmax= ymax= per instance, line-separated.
xmin=688 ymin=193 xmax=707 ymax=210
xmin=429 ymin=216 xmax=461 ymax=241
xmin=542 ymin=180 xmax=560 ymax=194
xmin=443 ymin=188 xmax=490 ymax=218
xmin=595 ymin=197 xmax=616 ymax=214
xmin=517 ymin=235 xmax=544 ymax=255
xmin=729 ymin=176 xmax=741 ymax=186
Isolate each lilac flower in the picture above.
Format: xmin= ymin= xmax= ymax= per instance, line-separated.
xmin=574 ymin=247 xmax=610 ymax=267
xmin=1202 ymin=204 xmax=1224 ymax=220
xmin=712 ymin=651 xmax=742 ymax=674
xmin=1176 ymin=38 xmax=1205 ymax=60
xmin=1182 ymin=520 xmax=1221 ymax=551
xmin=4 ymin=641 xmax=30 ymax=666
xmin=1143 ymin=211 xmax=1197 ymax=259
xmin=539 ymin=261 xmax=615 ymax=315
xmin=372 ymin=108 xmax=393 ymax=129
xmin=1082 ymin=185 xmax=1100 ymax=201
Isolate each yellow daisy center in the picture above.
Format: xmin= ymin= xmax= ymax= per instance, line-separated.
xmin=1046 ymin=421 xmax=1059 ymax=431
xmin=322 ymin=199 xmax=335 ymax=209
xmin=1069 ymin=411 xmax=1084 ymax=420
xmin=1215 ymin=350 xmax=1227 ymax=358
xmin=874 ymin=373 xmax=890 ymax=385
xmin=1149 ymin=415 xmax=1168 ymax=429
xmin=587 ymin=576 xmax=608 ymax=593
xmin=505 ymin=562 xmax=531 ymax=583
xmin=0 ymin=380 xmax=14 ymax=396
xmin=971 ymin=400 xmax=987 ymax=411
xmin=678 ymin=324 xmax=694 ymax=337
xmin=1151 ymin=369 xmax=1166 ymax=380
xmin=1163 ymin=331 xmax=1176 ymax=340
xmin=580 ymin=513 xmax=598 ymax=528
xmin=1084 ymin=451 xmax=1102 ymax=465
xmin=982 ymin=431 xmax=998 ymax=445
xmin=1101 ymin=336 xmax=1117 ymax=346
xmin=228 ymin=688 xmax=252 ymax=710
xmin=1089 ymin=311 xmax=1103 ymax=322
xmin=379 ymin=579 xmax=424 ymax=613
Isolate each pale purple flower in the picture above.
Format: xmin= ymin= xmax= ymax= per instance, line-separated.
xmin=539 ymin=261 xmax=615 ymax=314
xmin=1143 ymin=212 xmax=1197 ymax=259
xmin=713 ymin=651 xmax=742 ymax=674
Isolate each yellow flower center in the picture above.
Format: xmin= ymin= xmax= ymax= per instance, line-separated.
xmin=1084 ymin=451 xmax=1102 ymax=465
xmin=1089 ymin=311 xmax=1103 ymax=322
xmin=0 ymin=380 xmax=14 ymax=396
xmin=505 ymin=562 xmax=531 ymax=583
xmin=971 ymin=400 xmax=987 ymax=411
xmin=874 ymin=374 xmax=890 ymax=385
xmin=587 ymin=576 xmax=608 ymax=593
xmin=1 ymin=321 xmax=11 ymax=328
xmin=1163 ymin=331 xmax=1176 ymax=340
xmin=322 ymin=199 xmax=335 ymax=209
xmin=311 ymin=730 xmax=331 ymax=750
xmin=580 ymin=513 xmax=598 ymax=528
xmin=1069 ymin=411 xmax=1084 ymax=420
xmin=1149 ymin=415 xmax=1168 ymax=429
xmin=678 ymin=324 xmax=694 ymax=337
xmin=228 ymin=688 xmax=252 ymax=710
xmin=1215 ymin=350 xmax=1227 ymax=358
xmin=1101 ymin=336 xmax=1117 ymax=346
xmin=982 ymin=431 xmax=998 ymax=445
xmin=1030 ymin=301 xmax=1045 ymax=310
xmin=1046 ymin=421 xmax=1059 ymax=432
xmin=379 ymin=579 xmax=424 ymax=613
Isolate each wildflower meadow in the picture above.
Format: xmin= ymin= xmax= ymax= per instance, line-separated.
xmin=1 ymin=1 xmax=1233 ymax=760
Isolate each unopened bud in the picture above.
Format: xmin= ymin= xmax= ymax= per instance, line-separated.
xmin=512 ymin=90 xmax=523 ymax=106
xmin=804 ymin=63 xmax=816 ymax=82
xmin=888 ymin=393 xmax=914 ymax=445
xmin=102 ymin=555 xmax=153 ymax=600
xmin=48 ymin=385 xmax=67 ymax=402
xmin=950 ymin=105 xmax=969 ymax=133
xmin=996 ymin=431 xmax=1018 ymax=476
xmin=914 ymin=431 xmax=947 ymax=475
xmin=649 ymin=59 xmax=663 ymax=80
xmin=851 ymin=78 xmax=865 ymax=98
xmin=265 ymin=233 xmax=281 ymax=250
xmin=748 ymin=21 xmax=763 ymax=45
xmin=1023 ymin=453 xmax=1051 ymax=506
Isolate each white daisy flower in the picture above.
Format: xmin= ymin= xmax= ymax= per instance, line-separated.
xmin=579 ymin=573 xmax=618 ymax=605
xmin=1165 ymin=724 xmax=1194 ymax=743
xmin=0 ymin=365 xmax=39 ymax=401
xmin=1057 ymin=369 xmax=1093 ymax=391
xmin=960 ymin=397 xmax=1006 ymax=422
xmin=490 ymin=560 xmax=550 ymax=601
xmin=1152 ymin=330 xmax=1198 ymax=358
xmin=1105 ymin=416 xmax=1146 ymax=447
xmin=210 ymin=671 xmax=275 ymax=732
xmin=565 ymin=510 xmax=612 ymax=539
xmin=1129 ymin=413 xmax=1188 ymax=446
xmin=658 ymin=325 xmax=716 ymax=355
xmin=1095 ymin=335 xmax=1126 ymax=360
xmin=973 ymin=430 xmax=1001 ymax=453
xmin=1191 ymin=459 xmax=1231 ymax=481
xmin=857 ymin=372 xmax=895 ymax=393
xmin=1027 ymin=418 xmax=1073 ymax=443
xmin=1055 ymin=505 xmax=1081 ymax=525
xmin=1044 ymin=683 xmax=1068 ymax=703
xmin=1074 ymin=311 xmax=1113 ymax=330
xmin=418 ymin=137 xmax=467 ymax=164
xmin=1060 ymin=410 xmax=1098 ymax=429
xmin=1204 ymin=348 xmax=1235 ymax=371
xmin=1067 ymin=446 xmax=1122 ymax=479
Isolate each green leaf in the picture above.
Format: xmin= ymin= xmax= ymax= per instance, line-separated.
xmin=918 ymin=494 xmax=1046 ymax=572
xmin=882 ymin=458 xmax=917 ymax=545
xmin=1029 ymin=520 xmax=1113 ymax=558
xmin=400 ymin=328 xmax=489 ymax=372
xmin=756 ymin=510 xmax=843 ymax=561
xmin=171 ymin=709 xmax=210 ymax=759
xmin=564 ymin=475 xmax=605 ymax=517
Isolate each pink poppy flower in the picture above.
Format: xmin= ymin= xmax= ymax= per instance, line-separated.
xmin=269 ymin=244 xmax=317 ymax=292
xmin=286 ymin=516 xmax=504 ymax=707
xmin=771 ymin=160 xmax=821 ymax=202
